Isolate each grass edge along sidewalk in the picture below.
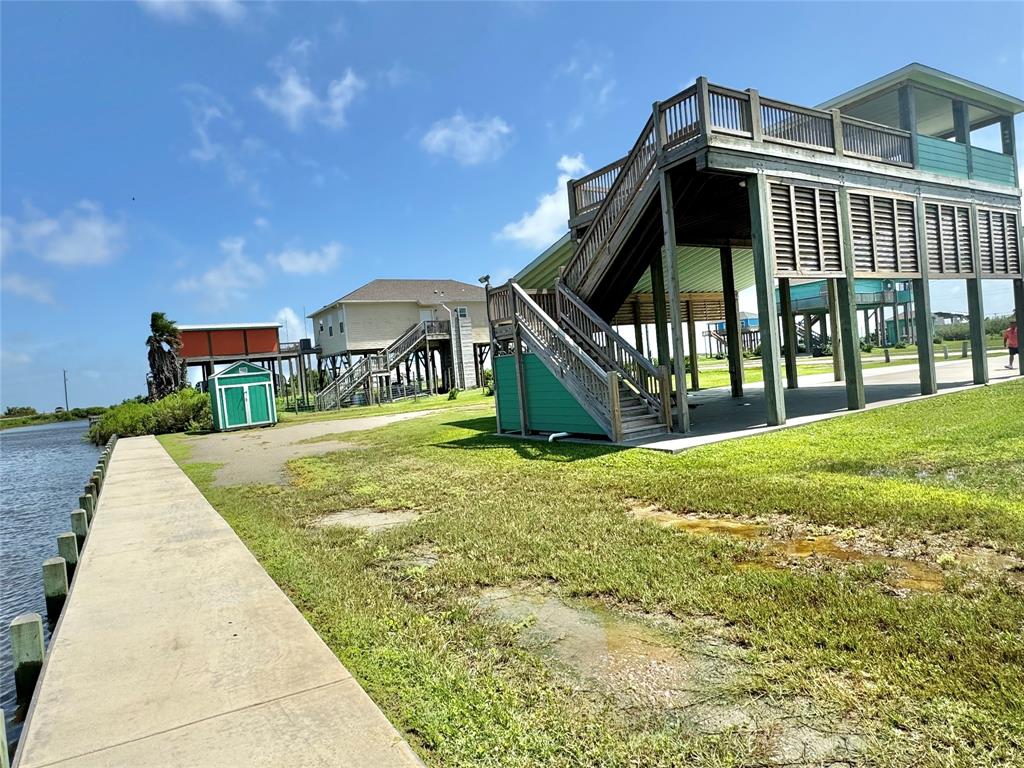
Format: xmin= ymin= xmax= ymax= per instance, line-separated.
xmin=161 ymin=381 xmax=1024 ymax=768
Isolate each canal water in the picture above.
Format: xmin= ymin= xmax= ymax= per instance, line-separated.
xmin=0 ymin=420 xmax=99 ymax=754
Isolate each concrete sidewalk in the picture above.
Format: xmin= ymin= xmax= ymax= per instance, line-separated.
xmin=636 ymin=354 xmax=1019 ymax=453
xmin=15 ymin=436 xmax=422 ymax=768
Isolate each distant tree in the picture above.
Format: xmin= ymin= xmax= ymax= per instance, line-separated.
xmin=146 ymin=312 xmax=187 ymax=400
xmin=4 ymin=406 xmax=37 ymax=417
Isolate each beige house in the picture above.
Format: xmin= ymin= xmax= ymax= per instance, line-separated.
xmin=309 ymin=279 xmax=489 ymax=400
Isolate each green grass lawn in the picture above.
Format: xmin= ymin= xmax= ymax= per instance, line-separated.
xmin=275 ymin=388 xmax=492 ymax=425
xmin=161 ymin=381 xmax=1024 ymax=767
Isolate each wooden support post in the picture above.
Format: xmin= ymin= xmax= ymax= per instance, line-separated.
xmin=42 ymin=557 xmax=68 ymax=621
xmin=57 ymin=532 xmax=79 ymax=583
xmin=686 ymin=301 xmax=699 ymax=391
xmin=897 ymin=84 xmax=918 ymax=167
xmin=967 ymin=205 xmax=988 ymax=385
xmin=720 ymin=247 xmax=744 ymax=396
xmin=658 ymin=170 xmax=689 ymax=432
xmin=71 ymin=509 xmax=88 ymax=553
xmin=649 ymin=258 xmax=670 ymax=368
xmin=778 ymin=278 xmax=799 ymax=389
xmin=953 ymin=100 xmax=973 ymax=178
xmin=748 ymin=173 xmax=785 ymax=425
xmin=511 ymin=321 xmax=529 ymax=436
xmin=827 ymin=280 xmax=844 ymax=381
xmin=10 ymin=613 xmax=44 ymax=703
xmin=913 ymin=199 xmax=937 ymax=394
xmin=837 ymin=188 xmax=866 ymax=410
xmin=79 ymin=493 xmax=95 ymax=523
xmin=1 ymin=705 xmax=9 ymax=768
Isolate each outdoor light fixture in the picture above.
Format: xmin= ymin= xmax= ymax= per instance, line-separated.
xmin=478 ymin=275 xmax=490 ymax=284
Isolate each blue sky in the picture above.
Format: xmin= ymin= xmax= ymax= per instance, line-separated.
xmin=2 ymin=1 xmax=1021 ymax=410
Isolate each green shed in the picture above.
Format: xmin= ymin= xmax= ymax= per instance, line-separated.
xmin=209 ymin=361 xmax=277 ymax=431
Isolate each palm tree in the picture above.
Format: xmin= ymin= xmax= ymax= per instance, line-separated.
xmin=146 ymin=312 xmax=186 ymax=400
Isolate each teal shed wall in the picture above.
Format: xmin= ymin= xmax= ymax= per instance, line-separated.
xmin=494 ymin=355 xmax=604 ymax=436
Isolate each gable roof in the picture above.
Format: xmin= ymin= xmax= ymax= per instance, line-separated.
xmin=209 ymin=360 xmax=270 ymax=379
xmin=310 ymin=279 xmax=484 ymax=317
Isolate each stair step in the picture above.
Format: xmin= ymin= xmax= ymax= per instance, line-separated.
xmin=622 ymin=425 xmax=670 ymax=441
xmin=621 ymin=414 xmax=662 ymax=428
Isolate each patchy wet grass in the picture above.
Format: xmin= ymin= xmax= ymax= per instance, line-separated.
xmin=160 ymin=380 xmax=1024 ymax=767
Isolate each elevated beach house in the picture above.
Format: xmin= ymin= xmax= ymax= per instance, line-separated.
xmin=486 ymin=63 xmax=1023 ymax=443
xmin=310 ymin=279 xmax=490 ymax=408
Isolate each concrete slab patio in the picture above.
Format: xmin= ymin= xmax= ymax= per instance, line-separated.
xmin=634 ymin=354 xmax=1020 ymax=453
xmin=14 ymin=436 xmax=423 ymax=768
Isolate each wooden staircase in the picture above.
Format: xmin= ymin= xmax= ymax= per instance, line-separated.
xmin=315 ymin=320 xmax=450 ymax=410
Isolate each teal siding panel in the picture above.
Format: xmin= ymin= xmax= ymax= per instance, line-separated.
xmin=917 ymin=135 xmax=969 ymax=179
xmin=970 ymin=147 xmax=1016 ymax=186
xmin=493 ymin=355 xmax=604 ymax=436
xmin=494 ymin=356 xmax=521 ymax=432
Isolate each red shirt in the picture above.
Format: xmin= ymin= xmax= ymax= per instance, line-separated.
xmin=1005 ymin=326 xmax=1018 ymax=347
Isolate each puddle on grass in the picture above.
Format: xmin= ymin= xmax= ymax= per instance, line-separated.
xmin=477 ymin=587 xmax=864 ymax=763
xmin=312 ymin=508 xmax=420 ymax=532
xmin=629 ymin=502 xmax=945 ymax=593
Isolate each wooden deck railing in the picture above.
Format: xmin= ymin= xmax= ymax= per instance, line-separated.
xmin=509 ymin=282 xmax=620 ymax=440
xmin=556 ymin=282 xmax=671 ymax=428
xmin=560 ymin=78 xmax=918 ymax=298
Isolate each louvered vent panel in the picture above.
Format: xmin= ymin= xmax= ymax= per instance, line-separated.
xmin=769 ymin=183 xmax=797 ymax=274
xmin=818 ymin=191 xmax=842 ymax=273
xmin=991 ymin=212 xmax=1007 ymax=274
xmin=924 ymin=203 xmax=942 ymax=274
xmin=872 ymin=197 xmax=898 ymax=272
xmin=849 ymin=193 xmax=874 ymax=272
xmin=794 ymin=186 xmax=821 ymax=272
xmin=977 ymin=209 xmax=994 ymax=274
xmin=938 ymin=205 xmax=958 ymax=274
xmin=895 ymin=200 xmax=918 ymax=273
xmin=1007 ymin=213 xmax=1021 ymax=274
xmin=954 ymin=206 xmax=973 ymax=273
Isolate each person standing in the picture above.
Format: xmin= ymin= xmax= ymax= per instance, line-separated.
xmin=1004 ymin=320 xmax=1018 ymax=370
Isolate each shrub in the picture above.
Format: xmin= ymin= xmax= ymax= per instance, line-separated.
xmin=88 ymin=388 xmax=211 ymax=445
xmin=447 ymin=388 xmax=460 ymax=401
xmin=4 ymin=406 xmax=37 ymax=417
xmin=860 ymin=341 xmax=874 ymax=353
xmin=481 ymin=369 xmax=494 ymax=396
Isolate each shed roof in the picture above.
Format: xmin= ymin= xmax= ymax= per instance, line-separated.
xmin=208 ymin=360 xmax=271 ymax=379
xmin=310 ymin=279 xmax=484 ymax=317
xmin=178 ymin=322 xmax=281 ymax=331
xmin=819 ymin=63 xmax=1024 ymax=115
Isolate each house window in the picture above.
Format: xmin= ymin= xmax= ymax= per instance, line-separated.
xmin=456 ymin=306 xmax=468 ymax=319
xmin=338 ymin=321 xmax=344 ymax=334
xmin=327 ymin=313 xmax=333 ymax=336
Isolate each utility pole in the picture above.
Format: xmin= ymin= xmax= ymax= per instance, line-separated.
xmin=63 ymin=369 xmax=69 ymax=411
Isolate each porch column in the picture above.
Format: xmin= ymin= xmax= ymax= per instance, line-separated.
xmin=827 ymin=279 xmax=844 ymax=381
xmin=967 ymin=205 xmax=988 ymax=384
xmin=747 ymin=173 xmax=785 ymax=425
xmin=778 ymin=278 xmax=799 ymax=389
xmin=649 ymin=259 xmax=671 ymax=369
xmin=720 ymin=247 xmax=744 ymax=397
xmin=837 ymin=188 xmax=866 ymax=409
xmin=686 ymin=301 xmax=700 ymax=391
xmin=912 ymin=201 xmax=937 ymax=394
xmin=658 ymin=170 xmax=690 ymax=432
xmin=1015 ymin=278 xmax=1024 ymax=377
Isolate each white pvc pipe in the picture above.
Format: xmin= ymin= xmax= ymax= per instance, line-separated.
xmin=548 ymin=432 xmax=570 ymax=443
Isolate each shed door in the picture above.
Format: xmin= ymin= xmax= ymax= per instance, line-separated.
xmin=222 ymin=387 xmax=248 ymax=427
xmin=247 ymin=383 xmax=270 ymax=423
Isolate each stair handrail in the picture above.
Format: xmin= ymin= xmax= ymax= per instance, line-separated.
xmin=555 ymin=281 xmax=671 ymax=427
xmin=509 ymin=282 xmax=619 ymax=439
xmin=562 ymin=113 xmax=659 ymax=293
xmin=315 ymin=356 xmax=373 ymax=409
xmin=386 ymin=321 xmax=427 ymax=365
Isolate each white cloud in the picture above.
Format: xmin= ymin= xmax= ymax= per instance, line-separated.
xmin=255 ymin=40 xmax=366 ymax=132
xmin=274 ymin=307 xmax=305 ymax=342
xmin=556 ymin=43 xmax=616 ymax=133
xmin=3 ymin=201 xmax=124 ymax=266
xmin=379 ymin=61 xmax=416 ymax=88
xmin=1 ymin=273 xmax=55 ymax=304
xmin=183 ymin=84 xmax=270 ymax=206
xmin=421 ymin=113 xmax=513 ymax=166
xmin=137 ymin=0 xmax=245 ymax=23
xmin=497 ymin=154 xmax=587 ymax=249
xmin=267 ymin=242 xmax=342 ymax=275
xmin=0 ymin=348 xmax=31 ymax=366
xmin=176 ymin=237 xmax=264 ymax=309
xmin=253 ymin=217 xmax=270 ymax=230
